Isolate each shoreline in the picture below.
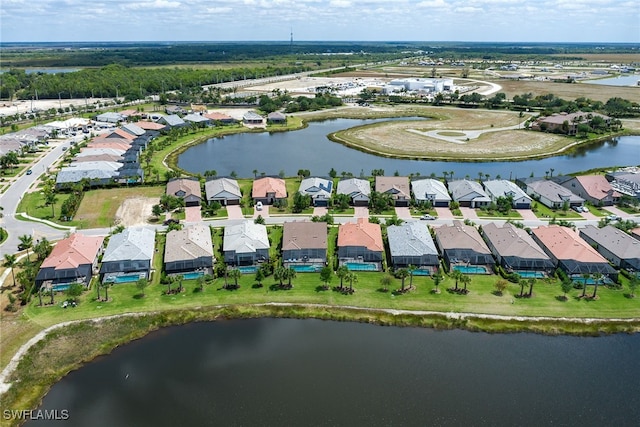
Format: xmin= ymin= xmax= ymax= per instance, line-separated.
xmin=2 ymin=303 xmax=640 ymax=422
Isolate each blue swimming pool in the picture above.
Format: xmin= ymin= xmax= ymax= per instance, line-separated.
xmin=453 ymin=265 xmax=488 ymax=274
xmin=238 ymin=266 xmax=258 ymax=274
xmin=51 ymin=284 xmax=71 ymax=292
xmin=183 ymin=271 xmax=205 ymax=280
xmin=115 ymin=273 xmax=144 ymax=284
xmin=290 ymin=265 xmax=322 ymax=273
xmin=344 ymin=262 xmax=378 ymax=271
xmin=516 ymin=271 xmax=545 ymax=279
xmin=412 ymin=268 xmax=434 ymax=276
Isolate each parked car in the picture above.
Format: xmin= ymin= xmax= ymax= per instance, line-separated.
xmin=26 ymin=169 xmax=32 ymax=175
xmin=606 ymin=214 xmax=621 ymax=221
xmin=163 ymin=218 xmax=179 ymax=226
xmin=256 ymin=201 xmax=263 ymax=211
xmin=420 ymin=214 xmax=435 ymax=220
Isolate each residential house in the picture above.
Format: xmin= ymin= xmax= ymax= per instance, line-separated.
xmin=252 ymin=177 xmax=287 ymax=205
xmin=243 ymin=111 xmax=264 ymax=125
xmin=531 ymin=225 xmax=617 ymax=278
xmin=96 ymin=112 xmax=125 ymax=123
xmin=164 ymin=225 xmax=214 ymax=275
xmin=100 ymin=227 xmax=155 ymax=283
xmin=299 ymin=177 xmax=333 ymax=207
xmin=158 ymin=115 xmax=186 ymax=128
xmin=532 ymin=111 xmax=611 ymax=135
xmin=120 ymin=123 xmax=146 ymax=138
xmin=481 ymin=223 xmax=553 ymax=272
xmin=135 ymin=121 xmax=167 ymax=132
xmin=36 ymin=234 xmax=104 ymax=290
xmin=183 ymin=113 xmax=212 ymax=127
xmin=166 ymin=177 xmax=202 ymax=207
xmin=375 ymin=176 xmax=411 ymax=207
xmin=223 ymin=221 xmax=270 ymax=266
xmin=337 ymin=178 xmax=371 ymax=206
xmin=559 ymin=175 xmax=620 ymax=206
xmin=205 ymin=177 xmax=242 ymax=206
xmin=448 ymin=180 xmax=491 ymax=208
xmin=165 ymin=105 xmax=186 ymax=115
xmin=387 ymin=222 xmax=439 ymax=273
xmin=204 ymin=112 xmax=237 ymax=125
xmin=483 ymin=179 xmax=533 ymax=209
xmin=411 ymin=178 xmax=451 ymax=207
xmin=433 ymin=221 xmax=495 ymax=271
xmin=267 ymin=111 xmax=287 ymax=124
xmin=579 ymin=225 xmax=640 ymax=272
xmin=337 ymin=218 xmax=384 ymax=269
xmin=525 ymin=180 xmax=584 ymax=209
xmin=282 ymin=221 xmax=327 ymax=269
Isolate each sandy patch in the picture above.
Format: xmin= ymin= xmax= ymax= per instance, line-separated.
xmin=114 ymin=197 xmax=158 ymax=226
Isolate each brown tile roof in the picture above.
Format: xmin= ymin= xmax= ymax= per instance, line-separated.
xmin=87 ymin=142 xmax=132 ymax=151
xmin=532 ymin=225 xmax=607 ymax=263
xmin=574 ymin=175 xmax=621 ymax=200
xmin=252 ymin=177 xmax=287 ymax=199
xmin=41 ymin=234 xmax=104 ymax=270
xmin=109 ymin=128 xmax=136 ymax=140
xmin=338 ymin=218 xmax=383 ymax=252
xmin=204 ymin=112 xmax=235 ymax=121
xmin=283 ymin=221 xmax=327 ymax=251
xmin=375 ymin=176 xmax=410 ymax=198
xmin=134 ymin=121 xmax=166 ymax=130
xmin=630 ymin=228 xmax=640 ymax=242
xmin=166 ymin=178 xmax=202 ymax=199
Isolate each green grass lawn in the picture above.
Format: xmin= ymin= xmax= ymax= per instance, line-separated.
xmin=532 ymin=202 xmax=582 ymax=220
xmin=476 ymin=209 xmax=523 ymax=219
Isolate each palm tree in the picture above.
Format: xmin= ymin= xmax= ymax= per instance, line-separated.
xmin=527 ymin=278 xmax=536 ymax=297
xmin=380 ymin=275 xmax=393 ymax=292
xmin=407 ymin=264 xmax=417 ymax=289
xmin=592 ymin=272 xmax=603 ymax=298
xmin=229 ymin=269 xmax=242 ymax=289
xmin=285 ymin=267 xmax=296 ymax=288
xmin=581 ymin=273 xmax=591 ymax=297
xmin=274 ymin=266 xmax=287 ymax=287
xmin=101 ymin=281 xmax=110 ymax=301
xmin=461 ymin=274 xmax=471 ymax=293
xmin=336 ymin=265 xmax=349 ymax=289
xmin=346 ymin=272 xmax=358 ymax=291
xmin=396 ymin=268 xmax=409 ymax=291
xmin=451 ymin=269 xmax=462 ymax=291
xmin=3 ymin=254 xmax=17 ymax=287
xmin=252 ymin=169 xmax=258 ymax=178
xmin=18 ymin=234 xmax=33 ymax=262
xmin=432 ymin=272 xmax=443 ymax=294
xmin=255 ymin=268 xmax=265 ymax=288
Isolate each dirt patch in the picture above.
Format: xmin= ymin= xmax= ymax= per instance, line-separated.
xmin=114 ymin=197 xmax=158 ymax=226
xmin=495 ymin=79 xmax=640 ymax=103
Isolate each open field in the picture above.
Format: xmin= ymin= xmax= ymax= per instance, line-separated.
xmin=491 ymin=79 xmax=640 ymax=103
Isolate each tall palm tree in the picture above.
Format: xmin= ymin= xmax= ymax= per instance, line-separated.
xmin=461 ymin=274 xmax=471 ymax=293
xmin=396 ymin=268 xmax=409 ymax=291
xmin=286 ymin=267 xmax=296 ymax=287
xmin=581 ymin=273 xmax=591 ymax=297
xmin=346 ymin=272 xmax=358 ymax=291
xmin=451 ymin=269 xmax=462 ymax=291
xmin=527 ymin=278 xmax=536 ymax=297
xmin=380 ymin=275 xmax=393 ymax=292
xmin=337 ymin=265 xmax=349 ymax=289
xmin=592 ymin=272 xmax=603 ymax=298
xmin=407 ymin=265 xmax=417 ymax=289
xmin=18 ymin=234 xmax=33 ymax=263
xmin=3 ymin=254 xmax=17 ymax=287
xmin=229 ymin=269 xmax=242 ymax=288
xmin=274 ymin=266 xmax=286 ymax=287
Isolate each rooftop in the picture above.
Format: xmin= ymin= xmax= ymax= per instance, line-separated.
xmin=338 ymin=218 xmax=383 ymax=252
xmin=41 ymin=234 xmax=104 ymax=270
xmin=532 ymin=225 xmax=608 ymax=263
xmin=282 ymin=221 xmax=327 ymax=251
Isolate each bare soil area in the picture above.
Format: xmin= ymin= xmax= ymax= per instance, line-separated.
xmin=114 ymin=197 xmax=158 ymax=226
xmin=494 ymin=80 xmax=640 ymax=103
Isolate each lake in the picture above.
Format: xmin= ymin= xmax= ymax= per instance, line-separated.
xmin=29 ymin=319 xmax=640 ymax=426
xmin=178 ymin=118 xmax=640 ymax=179
xmin=584 ymin=74 xmax=640 ymax=86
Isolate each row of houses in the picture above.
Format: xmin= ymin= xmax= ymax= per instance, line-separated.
xmin=518 ymin=175 xmax=621 ymax=208
xmin=96 ymin=109 xmax=286 ymax=128
xmin=0 ymin=126 xmax=51 ymax=156
xmin=35 ymin=220 xmax=640 ymax=292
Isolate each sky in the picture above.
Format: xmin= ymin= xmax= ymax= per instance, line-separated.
xmin=1 ymin=0 xmax=638 ymax=44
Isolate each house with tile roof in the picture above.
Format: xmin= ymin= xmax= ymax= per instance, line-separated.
xmin=525 ymin=180 xmax=584 ymax=209
xmin=166 ymin=177 xmax=202 ymax=206
xmin=375 ymin=176 xmax=411 ymax=207
xmin=299 ymin=177 xmax=333 ymax=207
xmin=205 ymin=177 xmax=242 ymax=206
xmin=134 ymin=121 xmax=167 ymax=132
xmin=579 ymin=225 xmax=640 ymax=272
xmin=387 ymin=222 xmax=439 ymax=272
xmin=483 ymin=179 xmax=532 ymax=209
xmin=204 ymin=112 xmax=237 ymax=124
xmin=267 ymin=111 xmax=287 ymax=124
xmin=243 ymin=111 xmax=264 ymax=125
xmin=560 ymin=175 xmax=620 ymax=206
xmin=448 ymin=180 xmax=491 ymax=208
xmin=531 ymin=225 xmax=617 ymax=278
xmin=252 ymin=177 xmax=287 ymax=205
xmin=282 ymin=221 xmax=327 ymax=269
xmin=411 ymin=178 xmax=451 ymax=207
xmin=433 ymin=220 xmax=495 ymax=271
xmin=481 ymin=223 xmax=553 ymax=272
xmin=164 ymin=225 xmax=214 ymax=275
xmin=223 ymin=221 xmax=270 ymax=266
xmin=337 ymin=178 xmax=371 ymax=206
xmin=100 ymin=227 xmax=155 ymax=283
xmin=36 ymin=234 xmax=104 ymax=290
xmin=158 ymin=114 xmax=186 ymax=128
xmin=337 ymin=218 xmax=384 ymax=269
xmin=532 ymin=111 xmax=611 ymax=135
xmin=95 ymin=112 xmax=126 ymax=123
xmin=183 ymin=113 xmax=212 ymax=127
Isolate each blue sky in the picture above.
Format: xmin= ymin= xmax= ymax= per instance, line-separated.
xmin=1 ymin=0 xmax=638 ymax=43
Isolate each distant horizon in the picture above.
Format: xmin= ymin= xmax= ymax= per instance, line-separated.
xmin=2 ymin=0 xmax=638 ymax=45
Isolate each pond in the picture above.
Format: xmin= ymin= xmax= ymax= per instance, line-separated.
xmin=178 ymin=118 xmax=640 ymax=179
xmin=584 ymin=74 xmax=640 ymax=86
xmin=29 ymin=319 xmax=640 ymax=427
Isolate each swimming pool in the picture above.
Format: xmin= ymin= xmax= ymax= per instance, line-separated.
xmin=290 ymin=265 xmax=322 ymax=273
xmin=412 ymin=268 xmax=434 ymax=276
xmin=344 ymin=262 xmax=378 ymax=271
xmin=51 ymin=284 xmax=71 ymax=292
xmin=516 ymin=271 xmax=545 ymax=279
xmin=453 ymin=265 xmax=488 ymax=274
xmin=238 ymin=266 xmax=258 ymax=274
xmin=182 ymin=271 xmax=205 ymax=280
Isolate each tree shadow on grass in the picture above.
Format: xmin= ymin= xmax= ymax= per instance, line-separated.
xmin=555 ymin=295 xmax=569 ymax=302
xmin=623 ymin=293 xmax=636 ymax=299
xmin=252 ymin=283 xmax=264 ymax=289
xmin=132 ymin=293 xmax=145 ymax=299
xmin=315 ymin=285 xmax=329 ymax=292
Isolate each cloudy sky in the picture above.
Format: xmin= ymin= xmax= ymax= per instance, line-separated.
xmin=1 ymin=0 xmax=638 ymax=43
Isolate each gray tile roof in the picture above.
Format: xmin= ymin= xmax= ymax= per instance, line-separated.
xmin=448 ymin=180 xmax=490 ymax=202
xmin=527 ymin=180 xmax=584 ymax=204
xmin=483 ymin=180 xmax=531 ymax=202
xmin=579 ymin=225 xmax=640 ymax=262
xmin=223 ymin=221 xmax=269 ymax=254
xmin=411 ymin=179 xmax=451 ymax=202
xmin=205 ymin=177 xmax=242 ymax=201
xmin=434 ymin=220 xmax=492 ymax=254
xmin=337 ymin=178 xmax=371 ymax=197
xmin=482 ymin=223 xmax=552 ymax=265
xmin=164 ymin=225 xmax=213 ymax=263
xmin=387 ymin=222 xmax=437 ymax=257
xmin=299 ymin=177 xmax=333 ymax=198
xmin=161 ymin=115 xmax=185 ymax=127
xmin=102 ymin=227 xmax=155 ymax=263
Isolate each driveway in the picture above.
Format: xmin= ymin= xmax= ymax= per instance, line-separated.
xmin=185 ymin=206 xmax=202 ymax=222
xmin=313 ymin=206 xmax=328 ymax=217
xmin=394 ymin=207 xmax=412 ymax=219
xmin=435 ymin=207 xmax=454 ymax=219
xmin=354 ymin=206 xmax=369 ymax=218
xmin=460 ymin=207 xmax=479 ymax=220
xmin=226 ymin=205 xmax=245 ymax=220
xmin=579 ymin=211 xmax=600 ymax=221
xmin=518 ymin=209 xmax=539 ymax=221
xmin=254 ymin=205 xmax=269 ymax=218
xmin=604 ymin=206 xmax=633 ymax=219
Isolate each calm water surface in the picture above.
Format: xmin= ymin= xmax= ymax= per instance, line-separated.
xmin=584 ymin=74 xmax=640 ymax=86
xmin=29 ymin=319 xmax=640 ymax=426
xmin=178 ymin=118 xmax=640 ymax=178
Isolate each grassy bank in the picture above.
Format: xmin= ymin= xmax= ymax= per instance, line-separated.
xmin=2 ymin=303 xmax=639 ymax=427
